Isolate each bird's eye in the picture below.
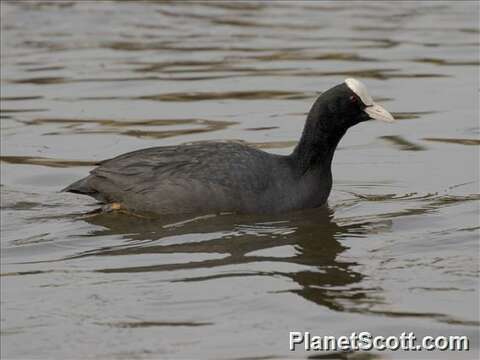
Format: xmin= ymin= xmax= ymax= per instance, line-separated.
xmin=349 ymin=95 xmax=357 ymax=103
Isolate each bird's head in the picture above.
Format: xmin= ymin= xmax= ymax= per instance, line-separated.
xmin=313 ymin=78 xmax=395 ymax=130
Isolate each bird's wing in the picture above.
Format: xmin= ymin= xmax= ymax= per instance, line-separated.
xmin=88 ymin=142 xmax=273 ymax=197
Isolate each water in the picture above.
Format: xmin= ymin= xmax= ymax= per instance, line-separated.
xmin=1 ymin=1 xmax=479 ymax=359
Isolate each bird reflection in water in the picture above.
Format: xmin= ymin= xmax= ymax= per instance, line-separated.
xmin=76 ymin=206 xmax=374 ymax=314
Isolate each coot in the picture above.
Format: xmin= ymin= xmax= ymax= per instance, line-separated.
xmin=63 ymin=78 xmax=394 ymax=215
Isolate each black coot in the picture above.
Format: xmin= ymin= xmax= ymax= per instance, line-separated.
xmin=63 ymin=78 xmax=395 ymax=215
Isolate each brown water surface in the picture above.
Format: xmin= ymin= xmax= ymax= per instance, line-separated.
xmin=1 ymin=1 xmax=479 ymax=359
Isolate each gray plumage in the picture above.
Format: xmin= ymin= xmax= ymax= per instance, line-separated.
xmin=64 ymin=142 xmax=331 ymax=215
xmin=63 ymin=79 xmax=394 ymax=216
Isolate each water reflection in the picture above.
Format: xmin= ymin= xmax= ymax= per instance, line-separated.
xmin=379 ymin=135 xmax=427 ymax=151
xmin=0 ymin=155 xmax=96 ymax=168
xmin=308 ymin=351 xmax=383 ymax=360
xmin=72 ymin=207 xmax=374 ymax=314
xmin=423 ymin=137 xmax=480 ymax=146
xmin=2 ymin=1 xmax=479 ymax=358
xmin=24 ymin=117 xmax=238 ymax=139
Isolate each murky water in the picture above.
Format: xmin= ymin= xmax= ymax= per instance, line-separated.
xmin=1 ymin=1 xmax=479 ymax=359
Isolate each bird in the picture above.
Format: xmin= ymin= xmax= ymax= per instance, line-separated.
xmin=63 ymin=78 xmax=394 ymax=216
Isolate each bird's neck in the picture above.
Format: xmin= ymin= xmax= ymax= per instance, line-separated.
xmin=290 ymin=102 xmax=347 ymax=175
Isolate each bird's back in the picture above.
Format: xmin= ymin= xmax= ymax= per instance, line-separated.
xmin=64 ymin=141 xmax=291 ymax=215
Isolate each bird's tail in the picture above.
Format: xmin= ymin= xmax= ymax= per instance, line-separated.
xmin=61 ymin=177 xmax=94 ymax=195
